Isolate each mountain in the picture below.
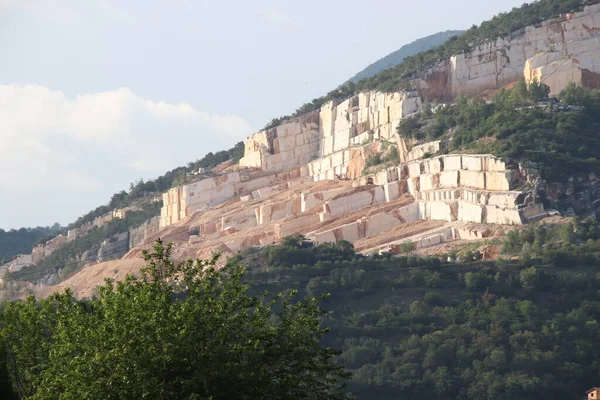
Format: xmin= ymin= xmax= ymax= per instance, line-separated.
xmin=346 ymin=30 xmax=465 ymax=84
xmin=5 ymin=0 xmax=600 ymax=398
xmin=6 ymin=0 xmax=600 ymax=293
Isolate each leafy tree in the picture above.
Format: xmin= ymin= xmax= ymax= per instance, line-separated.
xmin=1 ymin=240 xmax=351 ymax=399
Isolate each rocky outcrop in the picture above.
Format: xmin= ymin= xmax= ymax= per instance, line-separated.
xmin=4 ymin=254 xmax=33 ymax=273
xmin=97 ymin=232 xmax=130 ymax=262
xmin=31 ymin=235 xmax=68 ymax=264
xmin=79 ymin=246 xmax=100 ymax=264
xmin=413 ymin=4 xmax=600 ymax=100
xmin=129 ymin=217 xmax=160 ymax=248
xmin=160 ymin=168 xmax=309 ymax=228
xmin=240 ymin=91 xmax=421 ymax=174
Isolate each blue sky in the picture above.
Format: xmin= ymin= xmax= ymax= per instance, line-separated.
xmin=0 ymin=0 xmax=525 ymax=229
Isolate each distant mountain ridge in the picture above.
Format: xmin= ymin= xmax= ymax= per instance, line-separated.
xmin=346 ymin=30 xmax=465 ymax=84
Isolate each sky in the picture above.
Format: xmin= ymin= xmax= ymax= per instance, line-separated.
xmin=0 ymin=0 xmax=526 ymax=230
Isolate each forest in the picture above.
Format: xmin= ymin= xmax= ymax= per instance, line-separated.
xmin=3 ymin=218 xmax=600 ymax=398
xmin=228 ymin=218 xmax=600 ymax=399
xmin=0 ymin=241 xmax=350 ymax=400
xmin=0 ymin=226 xmax=62 ymax=266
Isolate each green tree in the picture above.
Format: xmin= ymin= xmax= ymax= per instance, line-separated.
xmin=1 ymin=240 xmax=351 ymax=400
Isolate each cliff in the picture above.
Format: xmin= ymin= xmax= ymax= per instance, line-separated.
xmin=153 ymin=5 xmax=600 ymax=258
xmin=412 ymin=4 xmax=600 ymax=99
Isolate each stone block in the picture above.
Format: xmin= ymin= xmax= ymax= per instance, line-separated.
xmin=486 ymin=171 xmax=514 ymax=191
xmin=325 ymin=187 xmax=385 ymax=218
xmin=312 ymin=222 xmax=360 ymax=245
xmin=301 ymin=187 xmax=348 ymax=212
xmin=486 ymin=205 xmax=523 ymax=225
xmin=428 ymin=201 xmax=457 ymax=222
xmin=407 ymin=162 xmax=422 ymax=178
xmin=488 ymin=193 xmax=519 ymax=208
xmin=443 ymin=155 xmax=462 ymax=171
xmin=275 ymin=214 xmax=320 ymax=240
xmin=396 ymin=203 xmax=421 ymax=223
xmin=461 ymin=155 xmax=483 ymax=171
xmin=458 ymin=201 xmax=484 ymax=223
xmin=363 ymin=212 xmax=402 ymax=237
xmin=461 ymin=170 xmax=486 ymax=190
xmin=521 ymin=203 xmax=546 ymax=221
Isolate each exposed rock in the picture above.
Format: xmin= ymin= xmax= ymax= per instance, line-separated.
xmin=129 ymin=217 xmax=160 ymax=248
xmin=97 ymin=232 xmax=130 ymax=262
xmin=80 ymin=246 xmax=100 ymax=264
xmin=412 ymin=4 xmax=600 ymax=100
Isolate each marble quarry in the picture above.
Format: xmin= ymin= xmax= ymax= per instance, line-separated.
xmin=412 ymin=3 xmax=600 ymax=100
xmin=154 ymin=5 xmax=600 ymax=255
xmin=25 ymin=7 xmax=598 ymax=279
xmin=17 ymin=6 xmax=600 ymax=299
xmin=239 ymin=91 xmax=421 ymax=175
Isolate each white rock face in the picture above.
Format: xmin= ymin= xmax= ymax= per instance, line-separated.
xmin=240 ymin=91 xmax=421 ymax=173
xmin=158 ymin=7 xmax=600 ymax=234
xmin=6 ymin=254 xmax=33 ymax=273
xmin=160 ymin=169 xmax=307 ymax=228
xmin=240 ymin=112 xmax=321 ymax=172
xmin=413 ymin=4 xmax=600 ymax=100
xmin=403 ymin=153 xmax=536 ymax=225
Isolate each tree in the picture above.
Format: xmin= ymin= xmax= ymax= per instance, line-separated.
xmin=527 ymin=78 xmax=550 ymax=101
xmin=1 ymin=240 xmax=351 ymax=399
xmin=519 ymin=266 xmax=540 ymax=292
xmin=0 ymin=342 xmax=17 ymax=400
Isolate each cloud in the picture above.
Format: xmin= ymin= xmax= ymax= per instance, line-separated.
xmin=92 ymin=0 xmax=139 ymax=25
xmin=0 ymin=84 xmax=254 ymax=227
xmin=0 ymin=0 xmax=138 ymax=25
xmin=257 ymin=8 xmax=301 ymax=27
xmin=0 ymin=0 xmax=80 ymax=24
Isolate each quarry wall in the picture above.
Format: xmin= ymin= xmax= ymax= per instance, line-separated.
xmin=239 ymin=90 xmax=421 ymax=174
xmin=153 ymin=7 xmax=600 ymax=246
xmin=413 ymin=3 xmax=600 ymax=99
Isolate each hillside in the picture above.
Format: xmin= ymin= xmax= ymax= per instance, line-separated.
xmin=346 ymin=30 xmax=465 ymax=84
xmin=231 ymin=220 xmax=600 ymax=400
xmin=288 ymin=0 xmax=600 ymax=117
xmin=5 ymin=0 xmax=600 ymax=298
xmin=4 ymin=0 xmax=600 ymax=398
xmin=0 ymin=226 xmax=62 ymax=265
xmin=14 ymin=218 xmax=600 ymax=399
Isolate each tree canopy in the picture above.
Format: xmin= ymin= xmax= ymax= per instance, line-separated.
xmin=398 ymin=81 xmax=600 ymax=181
xmin=0 ymin=240 xmax=350 ymax=400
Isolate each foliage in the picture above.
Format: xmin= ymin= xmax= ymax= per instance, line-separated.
xmin=397 ymin=80 xmax=600 ymax=181
xmin=222 ymin=227 xmax=600 ymax=399
xmin=70 ymin=141 xmax=245 ymax=230
xmin=0 ymin=240 xmax=351 ymax=399
xmin=9 ymin=202 xmax=162 ymax=284
xmin=0 ymin=226 xmax=62 ymax=266
xmin=364 ymin=153 xmax=383 ymax=169
xmin=347 ymin=30 xmax=465 ymax=84
xmin=7 ymin=221 xmax=600 ymax=399
xmin=362 ymin=144 xmax=401 ymax=175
